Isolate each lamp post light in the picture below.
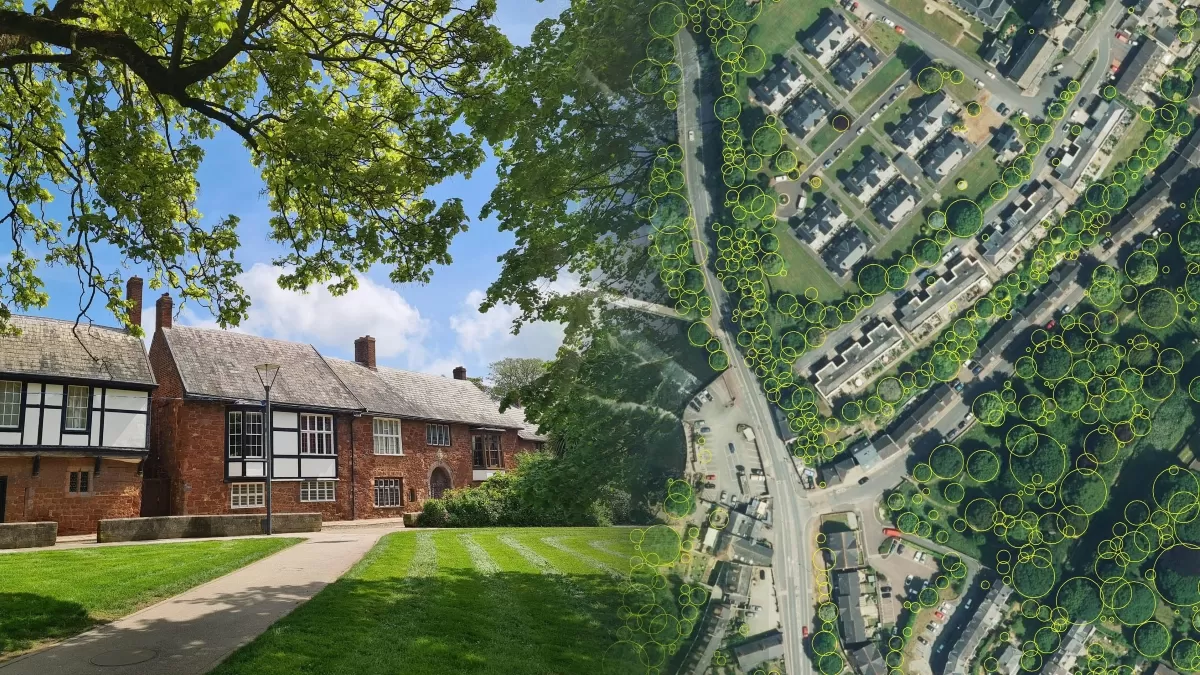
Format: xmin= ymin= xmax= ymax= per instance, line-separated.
xmin=254 ymin=363 xmax=281 ymax=535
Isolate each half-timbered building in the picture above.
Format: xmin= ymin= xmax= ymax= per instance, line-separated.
xmin=0 ymin=278 xmax=156 ymax=534
xmin=145 ymin=293 xmax=543 ymax=521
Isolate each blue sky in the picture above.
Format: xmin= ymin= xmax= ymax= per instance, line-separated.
xmin=25 ymin=0 xmax=570 ymax=382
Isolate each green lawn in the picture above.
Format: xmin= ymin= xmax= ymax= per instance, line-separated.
xmin=746 ymin=0 xmax=836 ymax=60
xmin=212 ymin=528 xmax=679 ymax=675
xmin=0 ymin=538 xmax=300 ymax=655
xmin=944 ymin=144 xmax=1001 ymax=193
xmin=849 ymin=56 xmax=910 ymax=112
xmin=865 ymin=21 xmax=905 ymax=55
xmin=1103 ymin=115 xmax=1153 ymax=179
xmin=955 ymin=33 xmax=983 ymax=61
xmin=773 ymin=226 xmax=850 ymax=301
xmin=807 ymin=122 xmax=842 ymax=155
xmin=873 ymin=83 xmax=923 ymax=137
xmin=887 ymin=0 xmax=965 ymax=44
xmin=944 ymin=77 xmax=981 ymax=105
xmin=828 ymin=135 xmax=873 ymax=187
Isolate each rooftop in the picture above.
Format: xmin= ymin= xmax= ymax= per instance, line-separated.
xmin=891 ymin=92 xmax=951 ymax=155
xmin=919 ymin=133 xmax=972 ymax=179
xmin=812 ymin=320 xmax=903 ymax=398
xmin=870 ymin=179 xmax=920 ymax=227
xmin=822 ymin=225 xmax=872 ymax=274
xmin=897 ymin=257 xmax=987 ymax=331
xmin=1115 ymin=40 xmax=1163 ymax=96
xmin=752 ymin=58 xmax=807 ymax=113
xmin=842 ymin=146 xmax=896 ymax=201
xmin=733 ymin=630 xmax=785 ymax=671
xmin=782 ymin=87 xmax=833 ymax=138
xmin=828 ymin=530 xmax=862 ymax=570
xmin=802 ymin=12 xmax=854 ymax=63
xmin=831 ymin=41 xmax=880 ymax=90
xmin=0 ymin=315 xmax=156 ymax=388
xmin=945 ymin=584 xmax=1013 ymax=675
xmin=1006 ymin=33 xmax=1056 ymax=90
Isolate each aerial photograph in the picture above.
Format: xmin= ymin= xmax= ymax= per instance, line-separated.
xmin=4 ymin=0 xmax=1200 ymax=674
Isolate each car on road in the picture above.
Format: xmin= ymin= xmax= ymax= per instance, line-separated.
xmin=823 ymin=157 xmax=834 ymax=168
xmin=953 ymin=381 xmax=965 ymax=393
xmin=728 ymin=442 xmax=736 ymax=454
xmin=688 ymin=130 xmax=694 ymax=142
xmin=975 ymin=78 xmax=985 ymax=87
xmin=720 ymin=490 xmax=727 ymax=502
xmin=858 ymin=476 xmax=869 ymax=485
xmin=856 ymin=126 xmax=866 ymax=136
xmin=986 ymin=71 xmax=995 ymax=79
xmin=971 ymin=364 xmax=983 ymax=376
xmin=870 ymin=110 xmax=882 ymax=121
xmin=1046 ymin=319 xmax=1057 ymax=330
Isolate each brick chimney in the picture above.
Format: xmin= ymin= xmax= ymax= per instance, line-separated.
xmin=155 ymin=293 xmax=173 ymax=331
xmin=453 ymin=366 xmax=467 ymax=380
xmin=354 ymin=335 xmax=377 ymax=369
xmin=126 ymin=276 xmax=143 ymax=330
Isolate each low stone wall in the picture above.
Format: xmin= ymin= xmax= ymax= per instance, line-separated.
xmin=97 ymin=513 xmax=322 ymax=543
xmin=0 ymin=522 xmax=58 ymax=549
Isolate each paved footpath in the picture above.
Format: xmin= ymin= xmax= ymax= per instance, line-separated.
xmin=0 ymin=525 xmax=404 ymax=675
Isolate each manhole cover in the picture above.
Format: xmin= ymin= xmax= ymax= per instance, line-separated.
xmin=91 ymin=649 xmax=158 ymax=666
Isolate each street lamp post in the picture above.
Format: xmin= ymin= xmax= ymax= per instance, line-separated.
xmin=254 ymin=363 xmax=281 ymax=535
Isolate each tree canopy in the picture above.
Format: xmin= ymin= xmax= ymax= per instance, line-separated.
xmin=0 ymin=0 xmax=510 ymax=332
xmin=487 ymin=357 xmax=548 ymax=405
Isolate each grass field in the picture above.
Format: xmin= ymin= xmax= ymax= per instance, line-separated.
xmin=887 ymin=0 xmax=965 ymax=44
xmin=849 ymin=56 xmax=910 ymax=112
xmin=0 ymin=538 xmax=300 ymax=655
xmin=1104 ymin=115 xmax=1153 ymax=178
xmin=944 ymin=77 xmax=981 ymax=105
xmin=808 ymin=122 xmax=843 ymax=155
xmin=746 ymin=0 xmax=836 ymax=60
xmin=212 ymin=528 xmax=671 ymax=675
xmin=773 ymin=226 xmax=850 ymax=300
xmin=956 ymin=33 xmax=983 ymax=61
xmin=865 ymin=21 xmax=906 ymax=55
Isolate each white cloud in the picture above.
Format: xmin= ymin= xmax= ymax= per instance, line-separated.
xmin=147 ymin=263 xmax=429 ymax=363
xmin=446 ymin=286 xmax=568 ymax=377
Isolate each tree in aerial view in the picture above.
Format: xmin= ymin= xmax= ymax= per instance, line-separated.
xmin=1126 ymin=251 xmax=1160 ymax=285
xmin=945 ymin=200 xmax=983 ymax=237
xmin=0 ymin=0 xmax=511 ymax=332
xmin=917 ymin=68 xmax=944 ymax=93
xmin=1161 ymin=73 xmax=1193 ymax=103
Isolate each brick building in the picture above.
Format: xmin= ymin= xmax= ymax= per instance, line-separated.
xmin=144 ymin=293 xmax=543 ymax=521
xmin=0 ymin=278 xmax=156 ymax=534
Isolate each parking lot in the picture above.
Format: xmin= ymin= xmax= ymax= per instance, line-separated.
xmin=745 ymin=565 xmax=781 ymax=634
xmin=682 ymin=374 xmax=768 ymax=507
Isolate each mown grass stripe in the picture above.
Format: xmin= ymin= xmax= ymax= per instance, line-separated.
xmin=458 ymin=534 xmax=500 ymax=576
xmin=514 ymin=533 xmax=608 ymax=577
xmin=406 ymin=531 xmax=438 ymax=578
xmin=542 ymin=537 xmax=622 ymax=577
xmin=498 ymin=534 xmax=560 ymax=575
xmin=467 ymin=532 xmax=543 ymax=574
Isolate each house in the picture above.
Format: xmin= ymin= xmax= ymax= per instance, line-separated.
xmin=802 ymin=13 xmax=857 ymax=67
xmin=982 ymin=40 xmax=1012 ymax=67
xmin=1040 ymin=622 xmax=1095 ymax=675
xmin=896 ymin=256 xmax=988 ymax=331
xmin=1058 ymin=0 xmax=1086 ymax=24
xmin=870 ymin=179 xmax=920 ymax=227
xmin=951 ymin=0 xmax=1012 ymax=29
xmin=842 ymin=147 xmax=897 ymax=202
xmin=0 ymin=278 xmax=156 ymax=534
xmin=145 ymin=293 xmax=542 ymax=521
xmin=890 ymin=92 xmax=951 ymax=155
xmin=795 ymin=198 xmax=849 ymax=249
xmin=919 ymin=133 xmax=973 ymax=179
xmin=811 ymin=320 xmax=904 ymax=399
xmin=1116 ymin=40 xmax=1163 ymax=98
xmin=849 ymin=437 xmax=881 ymax=470
xmin=890 ymin=383 xmax=954 ymax=442
xmin=849 ymin=643 xmax=888 ymax=675
xmin=734 ymin=630 xmax=785 ymax=671
xmin=752 ymin=58 xmax=809 ymax=114
xmin=835 ymin=569 xmax=870 ymax=644
xmin=945 ymin=584 xmax=1013 ymax=675
xmin=996 ymin=644 xmax=1022 ymax=675
xmin=782 ymin=87 xmax=833 ymax=138
xmin=1005 ymin=34 xmax=1056 ymax=91
xmin=822 ymin=225 xmax=872 ymax=274
xmin=828 ymin=530 xmax=862 ymax=570
xmin=831 ymin=41 xmax=881 ymax=91
xmin=821 ymin=456 xmax=857 ymax=486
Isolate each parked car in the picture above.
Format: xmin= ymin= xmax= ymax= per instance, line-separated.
xmin=704 ymin=482 xmax=716 ymax=489
xmin=858 ymin=476 xmax=870 ymax=485
xmin=688 ymin=129 xmax=694 ymax=142
xmin=802 ymin=626 xmax=809 ymax=637
xmin=893 ymin=83 xmax=905 ymax=93
xmin=913 ymin=549 xmax=922 ymax=561
xmin=1061 ymin=304 xmax=1073 ymax=314
xmin=888 ymin=92 xmax=899 ymax=102
xmin=895 ymin=25 xmax=905 ymax=34
xmin=701 ymin=389 xmax=713 ymax=403
xmin=898 ymin=545 xmax=907 ymax=555
xmin=883 ymin=17 xmax=895 ymax=27
xmin=953 ymin=381 xmax=965 ymax=393
xmin=975 ymin=78 xmax=985 ymax=87
xmin=917 ymin=637 xmax=928 ymax=645
xmin=871 ymin=110 xmax=882 ymax=121
xmin=927 ymin=622 xmax=936 ymax=632
xmin=986 ymin=71 xmax=995 ymax=79
xmin=823 ymin=157 xmax=834 ymax=168
xmin=1046 ymin=319 xmax=1057 ymax=330
xmin=971 ymin=364 xmax=983 ymax=376
xmin=720 ymin=490 xmax=727 ymax=502
xmin=882 ymin=591 xmax=891 ymax=598
xmin=705 ymin=473 xmax=716 ymax=480
xmin=833 ymin=147 xmax=844 ymax=157
xmin=728 ymin=442 xmax=736 ymax=454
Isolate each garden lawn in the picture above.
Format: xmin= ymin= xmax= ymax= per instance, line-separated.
xmin=211 ymin=528 xmax=660 ymax=675
xmin=1102 ymin=115 xmax=1153 ymax=180
xmin=746 ymin=0 xmax=836 ymax=61
xmin=828 ymin=135 xmax=873 ymax=186
xmin=944 ymin=144 xmax=1001 ymax=193
xmin=0 ymin=538 xmax=300 ymax=655
xmin=865 ymin=22 xmax=905 ymax=55
xmin=955 ymin=33 xmax=983 ymax=61
xmin=771 ymin=228 xmax=850 ymax=300
xmin=944 ymin=77 xmax=981 ymax=106
xmin=874 ymin=209 xmax=926 ymax=260
xmin=887 ymin=0 xmax=965 ymax=44
xmin=807 ymin=123 xmax=842 ymax=156
xmin=873 ymin=83 xmax=923 ymax=138
xmin=849 ymin=56 xmax=910 ymax=112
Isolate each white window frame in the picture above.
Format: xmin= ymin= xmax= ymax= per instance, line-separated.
xmin=426 ymin=423 xmax=451 ymax=447
xmin=65 ymin=385 xmax=89 ymax=431
xmin=227 ymin=411 xmax=243 ymax=458
xmin=373 ymin=418 xmax=403 ymax=455
xmin=231 ymin=482 xmax=265 ymax=508
xmin=299 ymin=413 xmax=335 ymax=455
xmin=300 ymin=480 xmax=335 ymax=502
xmin=374 ymin=478 xmax=403 ymax=508
xmin=0 ymin=380 xmax=20 ymax=428
xmin=244 ymin=411 xmax=264 ymax=458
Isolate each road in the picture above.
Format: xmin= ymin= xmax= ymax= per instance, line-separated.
xmin=676 ymin=29 xmax=814 ymax=675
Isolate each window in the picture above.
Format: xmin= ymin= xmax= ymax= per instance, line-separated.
xmin=68 ymin=470 xmax=91 ymax=494
xmin=374 ymin=478 xmax=402 ymax=507
xmin=227 ymin=411 xmax=264 ymax=458
xmin=65 ymin=385 xmax=89 ymax=431
xmin=472 ymin=433 xmax=502 ymax=468
xmin=300 ymin=414 xmax=335 ymax=455
xmin=373 ymin=418 xmax=403 ymax=455
xmin=300 ymin=480 xmax=335 ymax=502
xmin=231 ymin=482 xmax=265 ymax=508
xmin=0 ymin=381 xmax=19 ymax=428
xmin=426 ymin=423 xmax=450 ymax=446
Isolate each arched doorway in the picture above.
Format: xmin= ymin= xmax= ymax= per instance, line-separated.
xmin=429 ymin=467 xmax=452 ymax=499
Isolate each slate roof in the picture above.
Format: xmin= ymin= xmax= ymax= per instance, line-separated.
xmin=1116 ymin=40 xmax=1163 ymax=96
xmin=831 ymin=41 xmax=880 ymax=90
xmin=870 ymin=179 xmax=920 ymax=227
xmin=891 ymin=92 xmax=950 ymax=154
xmin=919 ymin=133 xmax=972 ymax=178
xmin=160 ymin=325 xmax=538 ymax=434
xmin=797 ymin=199 xmax=847 ymax=244
xmin=842 ymin=146 xmax=894 ymax=199
xmin=954 ymin=0 xmax=1011 ymax=28
xmin=0 ymin=315 xmax=155 ymax=387
xmin=802 ymin=13 xmax=852 ymax=59
xmin=1007 ymin=34 xmax=1056 ymax=90
xmin=829 ymin=530 xmax=862 ymax=570
xmin=733 ymin=630 xmax=785 ymax=671
xmin=782 ymin=87 xmax=832 ymax=138
xmin=849 ymin=643 xmax=888 ymax=675
xmin=823 ymin=225 xmax=871 ymax=273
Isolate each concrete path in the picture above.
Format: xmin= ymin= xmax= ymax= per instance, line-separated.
xmin=0 ymin=525 xmax=403 ymax=675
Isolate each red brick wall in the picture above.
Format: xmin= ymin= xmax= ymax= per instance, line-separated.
xmin=0 ymin=457 xmax=141 ymax=535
